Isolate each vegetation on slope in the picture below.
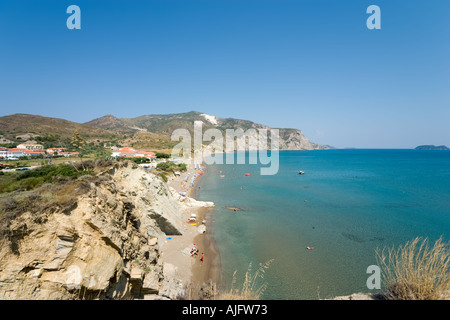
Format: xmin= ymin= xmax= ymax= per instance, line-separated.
xmin=0 ymin=164 xmax=91 ymax=194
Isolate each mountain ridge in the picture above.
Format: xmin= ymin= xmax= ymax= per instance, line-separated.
xmin=85 ymin=111 xmax=330 ymax=150
xmin=0 ymin=113 xmax=118 ymax=141
xmin=0 ymin=112 xmax=330 ymax=150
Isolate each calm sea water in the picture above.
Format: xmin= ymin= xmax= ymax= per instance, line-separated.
xmin=197 ymin=150 xmax=450 ymax=299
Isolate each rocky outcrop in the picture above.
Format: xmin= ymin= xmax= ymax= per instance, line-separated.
xmin=169 ymin=186 xmax=214 ymax=209
xmin=0 ymin=161 xmax=205 ymax=300
xmin=327 ymin=293 xmax=385 ymax=300
xmin=278 ymin=129 xmax=318 ymax=150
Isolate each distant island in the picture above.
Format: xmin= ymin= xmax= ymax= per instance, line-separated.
xmin=415 ymin=145 xmax=449 ymax=150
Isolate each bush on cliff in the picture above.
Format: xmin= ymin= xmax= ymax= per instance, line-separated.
xmin=156 ymin=162 xmax=186 ymax=173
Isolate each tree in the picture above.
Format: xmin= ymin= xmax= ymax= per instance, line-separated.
xmin=70 ymin=130 xmax=86 ymax=170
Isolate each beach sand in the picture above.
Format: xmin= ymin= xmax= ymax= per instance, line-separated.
xmin=160 ymin=163 xmax=221 ymax=297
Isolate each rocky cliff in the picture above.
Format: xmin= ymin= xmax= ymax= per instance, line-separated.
xmin=0 ymin=161 xmax=211 ymax=300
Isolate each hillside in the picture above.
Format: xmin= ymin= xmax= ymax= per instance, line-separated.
xmin=0 ymin=114 xmax=177 ymax=151
xmin=0 ymin=114 xmax=120 ymax=146
xmin=0 ymin=112 xmax=330 ymax=151
xmin=83 ymin=114 xmax=138 ymax=135
xmin=86 ymin=111 xmax=215 ymax=135
xmin=86 ymin=111 xmax=329 ymax=150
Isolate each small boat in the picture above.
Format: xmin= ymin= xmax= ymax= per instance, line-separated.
xmin=245 ymin=173 xmax=251 ymax=176
xmin=219 ymin=175 xmax=225 ymax=178
xmin=299 ymin=171 xmax=305 ymax=175
xmin=306 ymin=246 xmax=314 ymax=250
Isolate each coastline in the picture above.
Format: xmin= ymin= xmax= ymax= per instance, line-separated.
xmin=191 ymin=175 xmax=222 ymax=291
xmin=162 ymin=162 xmax=221 ymax=298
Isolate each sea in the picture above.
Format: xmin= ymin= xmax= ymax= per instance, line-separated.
xmin=196 ymin=149 xmax=450 ymax=299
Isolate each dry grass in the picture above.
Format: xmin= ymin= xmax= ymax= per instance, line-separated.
xmin=182 ymin=280 xmax=220 ymax=300
xmin=376 ymin=237 xmax=450 ymax=300
xmin=181 ymin=259 xmax=274 ymax=300
xmin=220 ymin=259 xmax=274 ymax=300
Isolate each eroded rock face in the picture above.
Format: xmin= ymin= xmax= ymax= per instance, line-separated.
xmin=0 ymin=162 xmax=189 ymax=300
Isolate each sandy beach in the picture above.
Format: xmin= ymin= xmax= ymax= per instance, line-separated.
xmin=160 ymin=163 xmax=221 ymax=297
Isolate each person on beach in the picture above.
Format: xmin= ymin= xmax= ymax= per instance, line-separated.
xmin=200 ymin=253 xmax=204 ymax=263
xmin=191 ymin=244 xmax=198 ymax=256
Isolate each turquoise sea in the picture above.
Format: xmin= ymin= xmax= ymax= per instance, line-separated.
xmin=197 ymin=150 xmax=450 ymax=299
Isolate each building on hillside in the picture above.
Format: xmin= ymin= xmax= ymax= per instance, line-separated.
xmin=0 ymin=149 xmax=9 ymax=159
xmin=3 ymin=148 xmax=27 ymax=159
xmin=111 ymin=147 xmax=156 ymax=161
xmin=0 ymin=148 xmax=45 ymax=159
xmin=16 ymin=143 xmax=44 ymax=151
xmin=140 ymin=151 xmax=157 ymax=161
xmin=24 ymin=150 xmax=46 ymax=157
xmin=46 ymin=148 xmax=67 ymax=155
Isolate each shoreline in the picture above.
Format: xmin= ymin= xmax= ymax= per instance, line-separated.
xmin=191 ymin=175 xmax=222 ymax=292
xmin=162 ymin=162 xmax=221 ymax=298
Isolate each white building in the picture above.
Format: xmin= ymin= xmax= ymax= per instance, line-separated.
xmin=16 ymin=143 xmax=44 ymax=151
xmin=0 ymin=150 xmax=9 ymax=159
xmin=2 ymin=148 xmax=26 ymax=159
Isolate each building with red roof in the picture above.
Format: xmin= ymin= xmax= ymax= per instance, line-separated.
xmin=111 ymin=147 xmax=156 ymax=161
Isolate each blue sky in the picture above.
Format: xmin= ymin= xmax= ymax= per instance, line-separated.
xmin=0 ymin=0 xmax=449 ymax=148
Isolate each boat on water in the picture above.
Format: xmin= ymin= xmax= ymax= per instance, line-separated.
xmin=299 ymin=171 xmax=305 ymax=175
xmin=306 ymin=246 xmax=313 ymax=250
xmin=245 ymin=173 xmax=251 ymax=176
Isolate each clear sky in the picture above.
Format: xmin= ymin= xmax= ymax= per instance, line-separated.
xmin=1 ymin=0 xmax=449 ymax=148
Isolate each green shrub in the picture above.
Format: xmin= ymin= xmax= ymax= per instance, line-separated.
xmin=155 ymin=152 xmax=171 ymax=159
xmin=156 ymin=162 xmax=171 ymax=171
xmin=129 ymin=157 xmax=149 ymax=164
xmin=159 ymin=173 xmax=168 ymax=182
xmin=0 ymin=164 xmax=91 ymax=194
xmin=156 ymin=162 xmax=187 ymax=173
